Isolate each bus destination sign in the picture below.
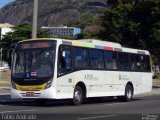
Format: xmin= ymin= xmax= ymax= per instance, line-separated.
xmin=20 ymin=42 xmax=54 ymax=49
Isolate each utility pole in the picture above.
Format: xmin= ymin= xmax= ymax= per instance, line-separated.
xmin=32 ymin=0 xmax=38 ymax=39
xmin=0 ymin=48 xmax=2 ymax=65
xmin=0 ymin=48 xmax=2 ymax=60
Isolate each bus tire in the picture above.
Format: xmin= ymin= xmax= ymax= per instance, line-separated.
xmin=124 ymin=84 xmax=133 ymax=102
xmin=72 ymin=86 xmax=84 ymax=106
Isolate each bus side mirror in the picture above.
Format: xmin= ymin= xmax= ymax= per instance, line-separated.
xmin=62 ymin=51 xmax=66 ymax=58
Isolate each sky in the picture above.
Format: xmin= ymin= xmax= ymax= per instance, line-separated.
xmin=0 ymin=0 xmax=14 ymax=8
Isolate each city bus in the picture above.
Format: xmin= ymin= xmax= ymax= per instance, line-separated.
xmin=11 ymin=38 xmax=152 ymax=105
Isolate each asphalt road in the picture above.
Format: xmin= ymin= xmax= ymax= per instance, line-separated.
xmin=0 ymin=93 xmax=160 ymax=120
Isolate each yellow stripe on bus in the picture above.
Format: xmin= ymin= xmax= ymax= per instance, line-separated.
xmin=16 ymin=83 xmax=47 ymax=91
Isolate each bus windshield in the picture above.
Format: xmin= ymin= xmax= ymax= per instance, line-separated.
xmin=12 ymin=48 xmax=55 ymax=78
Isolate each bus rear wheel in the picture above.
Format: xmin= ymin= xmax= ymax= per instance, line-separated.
xmin=124 ymin=84 xmax=133 ymax=102
xmin=72 ymin=86 xmax=84 ymax=105
xmin=118 ymin=84 xmax=133 ymax=102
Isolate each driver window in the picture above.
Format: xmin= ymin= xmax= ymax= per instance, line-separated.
xmin=58 ymin=45 xmax=72 ymax=76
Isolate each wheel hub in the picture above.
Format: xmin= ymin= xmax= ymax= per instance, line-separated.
xmin=75 ymin=91 xmax=81 ymax=102
xmin=127 ymin=89 xmax=132 ymax=99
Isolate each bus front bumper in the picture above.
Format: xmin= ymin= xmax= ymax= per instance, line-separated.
xmin=10 ymin=87 xmax=57 ymax=99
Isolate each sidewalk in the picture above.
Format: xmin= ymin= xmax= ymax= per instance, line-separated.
xmin=0 ymin=87 xmax=10 ymax=95
xmin=151 ymin=88 xmax=160 ymax=95
xmin=134 ymin=87 xmax=160 ymax=97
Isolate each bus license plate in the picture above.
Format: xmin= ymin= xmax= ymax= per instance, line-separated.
xmin=26 ymin=92 xmax=35 ymax=97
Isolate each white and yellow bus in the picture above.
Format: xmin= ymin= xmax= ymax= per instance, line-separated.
xmin=11 ymin=38 xmax=152 ymax=105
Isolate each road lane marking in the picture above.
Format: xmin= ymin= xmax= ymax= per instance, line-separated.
xmin=78 ymin=115 xmax=117 ymax=120
xmin=97 ymin=102 xmax=128 ymax=106
xmin=0 ymin=109 xmax=38 ymax=113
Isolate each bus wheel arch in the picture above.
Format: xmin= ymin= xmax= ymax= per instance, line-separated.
xmin=75 ymin=82 xmax=87 ymax=98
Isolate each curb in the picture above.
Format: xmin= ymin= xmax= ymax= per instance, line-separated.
xmin=0 ymin=87 xmax=10 ymax=95
xmin=0 ymin=87 xmax=10 ymax=90
xmin=135 ymin=88 xmax=160 ymax=97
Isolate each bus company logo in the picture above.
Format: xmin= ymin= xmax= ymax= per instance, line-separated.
xmin=119 ymin=74 xmax=122 ymax=80
xmin=142 ymin=114 xmax=159 ymax=120
xmin=119 ymin=74 xmax=129 ymax=80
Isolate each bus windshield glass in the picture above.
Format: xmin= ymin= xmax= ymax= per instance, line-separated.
xmin=12 ymin=41 xmax=56 ymax=79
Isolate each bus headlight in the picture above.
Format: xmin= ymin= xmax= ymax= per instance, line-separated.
xmin=11 ymin=81 xmax=16 ymax=89
xmin=45 ymin=80 xmax=52 ymax=89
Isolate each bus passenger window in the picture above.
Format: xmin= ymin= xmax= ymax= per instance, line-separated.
xmin=112 ymin=59 xmax=117 ymax=69
xmin=90 ymin=49 xmax=104 ymax=69
xmin=145 ymin=56 xmax=151 ymax=72
xmin=104 ymin=51 xmax=117 ymax=70
xmin=104 ymin=51 xmax=112 ymax=69
xmin=135 ymin=55 xmax=141 ymax=71
xmin=73 ymin=47 xmax=89 ymax=69
xmin=123 ymin=53 xmax=130 ymax=70
xmin=118 ymin=52 xmax=125 ymax=70
xmin=118 ymin=52 xmax=132 ymax=71
xmin=130 ymin=54 xmax=136 ymax=71
xmin=140 ymin=55 xmax=151 ymax=72
xmin=112 ymin=52 xmax=117 ymax=70
xmin=140 ymin=55 xmax=145 ymax=71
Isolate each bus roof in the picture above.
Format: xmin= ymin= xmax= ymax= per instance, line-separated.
xmin=61 ymin=39 xmax=150 ymax=55
xmin=74 ymin=39 xmax=121 ymax=48
xmin=18 ymin=38 xmax=150 ymax=55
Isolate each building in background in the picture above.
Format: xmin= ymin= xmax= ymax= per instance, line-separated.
xmin=41 ymin=26 xmax=81 ymax=37
xmin=0 ymin=23 xmax=14 ymax=40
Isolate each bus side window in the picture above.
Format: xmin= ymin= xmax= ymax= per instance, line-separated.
xmin=145 ymin=55 xmax=151 ymax=72
xmin=90 ymin=49 xmax=104 ymax=69
xmin=73 ymin=47 xmax=89 ymax=69
xmin=58 ymin=46 xmax=72 ymax=76
xmin=104 ymin=51 xmax=117 ymax=70
xmin=104 ymin=51 xmax=112 ymax=69
xmin=118 ymin=52 xmax=125 ymax=70
xmin=130 ymin=54 xmax=136 ymax=71
xmin=135 ymin=55 xmax=141 ymax=71
xmin=123 ymin=53 xmax=130 ymax=70
xmin=140 ymin=55 xmax=145 ymax=71
xmin=112 ymin=52 xmax=118 ymax=70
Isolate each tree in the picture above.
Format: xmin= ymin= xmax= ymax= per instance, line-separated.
xmin=99 ymin=0 xmax=160 ymax=65
xmin=0 ymin=23 xmax=50 ymax=62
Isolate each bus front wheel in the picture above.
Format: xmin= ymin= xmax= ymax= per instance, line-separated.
xmin=72 ymin=86 xmax=84 ymax=105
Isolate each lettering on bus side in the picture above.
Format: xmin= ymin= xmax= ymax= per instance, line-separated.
xmin=119 ymin=74 xmax=129 ymax=80
xmin=84 ymin=74 xmax=98 ymax=81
